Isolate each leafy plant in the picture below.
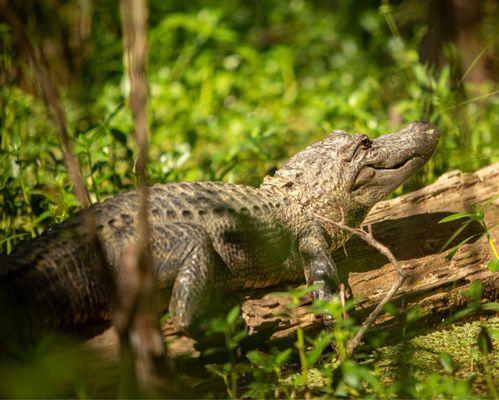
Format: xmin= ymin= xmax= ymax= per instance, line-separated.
xmin=284 ymin=285 xmax=317 ymax=396
xmin=204 ymin=305 xmax=248 ymax=399
xmin=1 ymin=1 xmax=499 ymax=398
xmin=2 ymin=0 xmax=499 ymax=255
xmin=439 ymin=196 xmax=499 ymax=272
xmin=245 ymin=347 xmax=292 ymax=398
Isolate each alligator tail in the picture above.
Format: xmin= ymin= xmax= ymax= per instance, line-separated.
xmin=0 ymin=214 xmax=111 ymax=345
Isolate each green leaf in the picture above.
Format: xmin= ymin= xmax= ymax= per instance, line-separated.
xmin=488 ymin=327 xmax=499 ymax=340
xmin=203 ymin=347 xmax=225 ymax=357
xmin=159 ymin=312 xmax=170 ymax=325
xmin=226 ymin=305 xmax=241 ymax=325
xmin=439 ymin=352 xmax=455 ymax=374
xmin=487 ymin=259 xmax=499 ymax=272
xmin=383 ymin=301 xmax=398 ymax=316
xmin=467 ymin=280 xmax=482 ymax=301
xmin=232 ymin=329 xmax=248 ymax=344
xmin=246 ymin=350 xmax=268 ymax=366
xmin=274 ymin=348 xmax=292 ymax=366
xmin=438 ymin=212 xmax=472 ymax=224
xmin=482 ymin=194 xmax=499 ymax=208
xmin=481 ymin=302 xmax=499 ymax=312
xmin=472 ymin=206 xmax=484 ymax=221
xmin=110 ymin=128 xmax=128 ymax=146
xmin=292 ymin=374 xmax=305 ymax=388
xmin=444 ymin=306 xmax=477 ymax=325
xmin=438 ymin=219 xmax=472 ymax=253
xmin=207 ymin=316 xmax=226 ymax=334
xmin=306 ymin=348 xmax=323 ymax=366
xmin=32 ymin=211 xmax=52 ymax=225
xmin=445 ymin=233 xmax=482 ymax=261
xmin=92 ymin=160 xmax=107 ymax=173
xmin=477 ymin=327 xmax=493 ymax=355
xmin=342 ymin=360 xmax=361 ymax=388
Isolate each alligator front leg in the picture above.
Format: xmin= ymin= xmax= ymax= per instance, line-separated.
xmin=298 ymin=227 xmax=349 ymax=302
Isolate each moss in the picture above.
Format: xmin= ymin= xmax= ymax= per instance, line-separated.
xmin=282 ymin=316 xmax=498 ymax=398
xmin=373 ymin=316 xmax=498 ymax=396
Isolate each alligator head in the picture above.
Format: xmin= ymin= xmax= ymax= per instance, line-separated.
xmin=263 ymin=121 xmax=440 ymax=226
xmin=349 ymin=121 xmax=440 ymax=207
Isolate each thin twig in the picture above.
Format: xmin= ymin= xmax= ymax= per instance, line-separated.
xmin=313 ymin=212 xmax=408 ymax=356
xmin=315 ymin=213 xmax=407 ymax=278
xmin=118 ymin=0 xmax=169 ymax=391
xmin=339 ymin=283 xmax=348 ymax=320
xmin=347 ymin=276 xmax=405 ymax=355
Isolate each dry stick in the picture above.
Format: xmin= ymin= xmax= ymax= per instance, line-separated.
xmin=313 ymin=213 xmax=408 ymax=356
xmin=339 ymin=283 xmax=347 ymax=319
xmin=117 ymin=0 xmax=168 ymax=391
xmin=347 ymin=275 xmax=405 ymax=355
xmin=0 ymin=1 xmax=114 ymax=292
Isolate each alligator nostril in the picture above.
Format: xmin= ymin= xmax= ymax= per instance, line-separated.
xmin=425 ymin=126 xmax=440 ymax=140
xmin=411 ymin=121 xmax=440 ymax=139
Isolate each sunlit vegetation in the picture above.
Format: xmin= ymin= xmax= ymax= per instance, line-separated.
xmin=1 ymin=0 xmax=497 ymax=253
xmin=0 ymin=0 xmax=498 ymax=397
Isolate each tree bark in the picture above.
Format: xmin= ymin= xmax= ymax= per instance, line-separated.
xmin=85 ymin=163 xmax=499 ymax=358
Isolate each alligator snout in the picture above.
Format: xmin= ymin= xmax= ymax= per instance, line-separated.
xmin=404 ymin=121 xmax=440 ymax=158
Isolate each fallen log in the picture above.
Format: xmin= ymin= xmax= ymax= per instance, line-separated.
xmin=86 ymin=163 xmax=499 ymax=358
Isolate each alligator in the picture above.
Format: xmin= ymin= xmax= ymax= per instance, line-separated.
xmin=0 ymin=121 xmax=439 ymax=343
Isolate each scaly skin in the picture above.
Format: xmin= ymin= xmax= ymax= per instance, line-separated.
xmin=0 ymin=121 xmax=439 ymax=341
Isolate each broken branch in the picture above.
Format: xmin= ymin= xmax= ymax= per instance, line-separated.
xmin=313 ymin=213 xmax=407 ymax=355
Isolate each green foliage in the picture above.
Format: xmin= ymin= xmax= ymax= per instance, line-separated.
xmin=1 ymin=0 xmax=498 ymax=253
xmin=488 ymin=258 xmax=499 ymax=272
xmin=239 ymin=294 xmax=498 ymax=399
xmin=310 ymin=296 xmax=359 ymax=360
xmin=1 ymin=1 xmax=498 ymax=398
xmin=0 ymin=335 xmax=120 ymax=398
xmin=204 ymin=305 xmax=248 ymax=399
xmin=1 ymin=287 xmax=497 ymax=398
xmin=439 ymin=197 xmax=499 ymax=269
xmin=245 ymin=348 xmax=292 ymax=398
xmin=439 ymin=351 xmax=456 ymax=374
xmin=441 ymin=280 xmax=498 ymax=326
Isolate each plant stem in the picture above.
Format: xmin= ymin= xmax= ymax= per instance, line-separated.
xmin=486 ymin=234 xmax=499 ymax=259
xmin=225 ymin=329 xmax=237 ymax=399
xmin=296 ymin=327 xmax=308 ymax=389
xmin=482 ymin=355 xmax=498 ymax=399
xmin=86 ymin=150 xmax=100 ymax=203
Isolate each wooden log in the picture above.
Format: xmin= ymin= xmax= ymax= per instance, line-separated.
xmin=85 ymin=164 xmax=499 ymax=358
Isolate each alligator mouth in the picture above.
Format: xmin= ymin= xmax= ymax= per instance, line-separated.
xmin=372 ymin=157 xmax=412 ymax=170
xmin=353 ymin=155 xmax=425 ymax=191
xmin=374 ymin=155 xmax=425 ymax=177
xmin=375 ymin=155 xmax=426 ymax=171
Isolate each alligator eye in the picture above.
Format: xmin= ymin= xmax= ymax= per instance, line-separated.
xmin=360 ymin=137 xmax=372 ymax=150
